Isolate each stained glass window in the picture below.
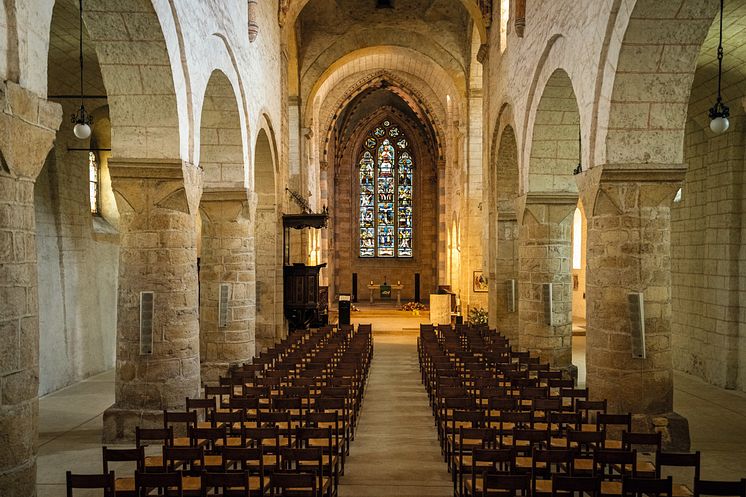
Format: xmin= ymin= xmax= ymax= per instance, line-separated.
xmin=88 ymin=151 xmax=99 ymax=214
xmin=358 ymin=120 xmax=414 ymax=258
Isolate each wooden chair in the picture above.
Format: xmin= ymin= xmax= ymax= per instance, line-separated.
xmin=497 ymin=411 xmax=533 ymax=448
xmin=191 ymin=426 xmax=227 ymax=455
xmin=245 ymin=426 xmax=283 ymax=473
xmin=464 ymin=448 xmax=516 ymax=497
xmin=135 ymin=471 xmax=183 ymax=497
xmin=481 ymin=473 xmax=531 ymax=497
xmin=135 ymin=427 xmax=174 ymax=471
xmin=596 ymin=414 xmax=631 ymax=450
xmin=566 ymin=429 xmax=606 ymax=475
xmin=102 ymin=446 xmax=144 ymax=496
xmin=577 ymin=400 xmax=607 ymax=428
xmin=623 ymin=476 xmax=673 ymax=497
xmin=621 ymin=431 xmax=661 ymax=477
xmin=655 ymin=451 xmax=701 ymax=497
xmin=211 ymin=410 xmax=245 ymax=446
xmin=220 ymin=446 xmax=267 ymax=495
xmin=694 ymin=479 xmax=746 ymax=497
xmin=454 ymin=427 xmax=496 ymax=497
xmin=551 ymin=475 xmax=602 ymax=497
xmin=164 ymin=410 xmax=198 ymax=447
xmin=66 ymin=471 xmax=115 ymax=497
xmin=593 ymin=449 xmax=636 ymax=496
xmin=279 ymin=447 xmax=330 ymax=497
xmin=296 ymin=427 xmax=339 ymax=495
xmin=200 ymin=471 xmax=251 ymax=497
xmin=531 ymin=448 xmax=576 ymax=497
xmin=511 ymin=428 xmax=550 ymax=470
xmin=163 ymin=445 xmax=208 ymax=493
xmin=186 ymin=397 xmax=218 ymax=427
xmin=269 ymin=471 xmax=318 ymax=497
xmin=549 ymin=411 xmax=582 ymax=447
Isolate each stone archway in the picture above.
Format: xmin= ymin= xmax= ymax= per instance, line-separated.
xmin=198 ymin=70 xmax=254 ymax=382
xmin=253 ymin=126 xmax=283 ymax=352
xmin=490 ymin=124 xmax=520 ymax=340
xmin=518 ymin=68 xmax=580 ymax=370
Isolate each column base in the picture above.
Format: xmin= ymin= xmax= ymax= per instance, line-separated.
xmin=632 ymin=412 xmax=690 ymax=451
xmin=0 ymin=460 xmax=36 ymax=497
xmin=102 ymin=405 xmax=164 ymax=443
xmin=562 ymin=363 xmax=579 ymax=384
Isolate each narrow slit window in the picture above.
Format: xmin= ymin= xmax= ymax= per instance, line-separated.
xmin=88 ymin=151 xmax=99 ymax=214
xmin=572 ymin=207 xmax=582 ymax=270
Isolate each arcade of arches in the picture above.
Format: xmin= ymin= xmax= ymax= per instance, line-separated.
xmin=1 ymin=0 xmax=746 ymax=495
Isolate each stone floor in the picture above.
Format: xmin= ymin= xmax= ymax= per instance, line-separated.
xmin=37 ymin=319 xmax=746 ymax=496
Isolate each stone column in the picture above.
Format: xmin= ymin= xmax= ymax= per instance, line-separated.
xmin=437 ymin=159 xmax=448 ymax=285
xmin=493 ymin=211 xmax=519 ymax=340
xmin=0 ymin=82 xmax=61 ymax=497
xmin=255 ymin=199 xmax=280 ymax=353
xmin=199 ymin=189 xmax=255 ymax=383
xmin=516 ymin=192 xmax=577 ymax=368
xmin=103 ymin=159 xmax=203 ymax=442
xmin=578 ymin=165 xmax=689 ymax=448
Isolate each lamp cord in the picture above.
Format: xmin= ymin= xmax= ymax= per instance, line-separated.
xmin=716 ymin=0 xmax=724 ymax=104
xmin=78 ymin=0 xmax=84 ymax=106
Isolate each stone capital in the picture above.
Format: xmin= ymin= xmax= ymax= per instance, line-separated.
xmin=199 ymin=188 xmax=252 ymax=223
xmin=0 ymin=81 xmax=62 ymax=179
xmin=577 ymin=163 xmax=686 ymax=216
xmin=516 ymin=191 xmax=578 ymax=225
xmin=498 ymin=210 xmax=517 ymax=222
xmin=109 ymin=158 xmax=204 ymax=215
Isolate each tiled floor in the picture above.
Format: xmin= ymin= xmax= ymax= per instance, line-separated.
xmin=36 ymin=320 xmax=746 ymax=496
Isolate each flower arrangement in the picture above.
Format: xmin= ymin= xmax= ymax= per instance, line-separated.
xmin=401 ymin=301 xmax=428 ymax=312
xmin=467 ymin=306 xmax=488 ymax=325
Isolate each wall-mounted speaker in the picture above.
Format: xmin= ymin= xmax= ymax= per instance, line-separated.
xmin=219 ymin=283 xmax=231 ymax=328
xmin=414 ymin=273 xmax=421 ymax=303
xmin=506 ymin=279 xmax=516 ymax=313
xmin=628 ymin=292 xmax=646 ymax=359
xmin=542 ymin=283 xmax=553 ymax=326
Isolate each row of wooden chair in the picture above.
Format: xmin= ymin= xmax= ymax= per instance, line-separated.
xmin=417 ymin=323 xmax=746 ymax=497
xmin=67 ymin=324 xmax=374 ymax=497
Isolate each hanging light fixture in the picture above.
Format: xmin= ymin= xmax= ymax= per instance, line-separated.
xmin=709 ymin=0 xmax=729 ymax=134
xmin=71 ymin=0 xmax=92 ymax=140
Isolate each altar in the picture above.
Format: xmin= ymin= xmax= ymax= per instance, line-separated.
xmin=367 ymin=282 xmax=404 ymax=305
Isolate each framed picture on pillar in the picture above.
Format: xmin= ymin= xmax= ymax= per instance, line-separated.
xmin=473 ymin=271 xmax=488 ymax=293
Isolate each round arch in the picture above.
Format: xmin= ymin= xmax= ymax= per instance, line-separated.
xmin=283 ymin=0 xmax=488 ymax=44
xmin=199 ymin=70 xmax=244 ymax=189
xmin=526 ymin=69 xmax=580 ymax=194
xmin=253 ymin=124 xmax=283 ymax=351
xmin=596 ymin=0 xmax=720 ymax=166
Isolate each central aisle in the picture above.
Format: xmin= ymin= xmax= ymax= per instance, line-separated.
xmin=339 ymin=333 xmax=451 ymax=497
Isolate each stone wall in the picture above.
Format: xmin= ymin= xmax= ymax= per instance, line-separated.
xmin=34 ymin=134 xmax=118 ymax=396
xmin=672 ymin=113 xmax=746 ymax=391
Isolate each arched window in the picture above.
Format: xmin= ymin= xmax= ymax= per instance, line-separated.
xmin=359 ymin=119 xmax=413 ymax=258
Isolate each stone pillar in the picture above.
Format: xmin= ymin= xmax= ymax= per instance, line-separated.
xmin=199 ymin=189 xmax=256 ymax=383
xmin=255 ymin=200 xmax=280 ymax=353
xmin=516 ymin=192 xmax=577 ymax=368
xmin=493 ymin=211 xmax=519 ymax=340
xmin=437 ymin=159 xmax=448 ymax=285
xmin=0 ymin=82 xmax=61 ymax=497
xmin=103 ymin=159 xmax=203 ymax=442
xmin=579 ymin=165 xmax=689 ymax=448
